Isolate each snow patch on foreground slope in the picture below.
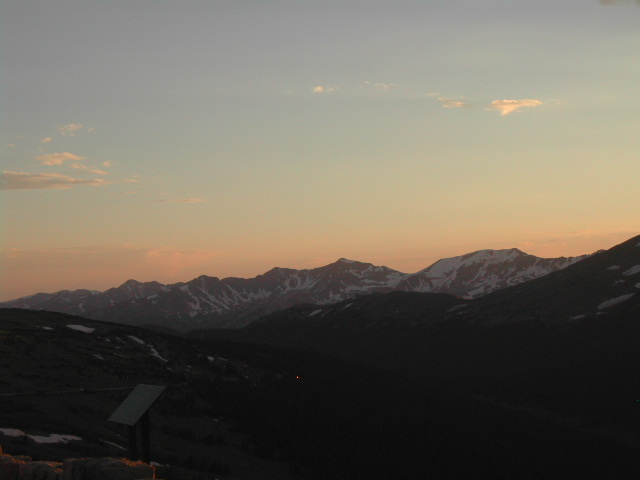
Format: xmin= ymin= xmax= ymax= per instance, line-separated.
xmin=623 ymin=265 xmax=640 ymax=276
xmin=66 ymin=324 xmax=95 ymax=333
xmin=598 ymin=294 xmax=634 ymax=310
xmin=0 ymin=428 xmax=81 ymax=444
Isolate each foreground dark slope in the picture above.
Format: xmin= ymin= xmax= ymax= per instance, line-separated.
xmin=0 ymin=309 xmax=315 ymax=480
xmin=5 ymin=308 xmax=640 ymax=479
xmin=192 ymin=235 xmax=640 ymax=448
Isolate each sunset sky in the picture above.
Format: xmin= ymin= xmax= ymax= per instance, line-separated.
xmin=1 ymin=0 xmax=639 ymax=301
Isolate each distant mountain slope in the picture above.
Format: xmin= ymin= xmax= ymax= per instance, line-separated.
xmin=192 ymin=235 xmax=640 ymax=454
xmin=201 ymin=235 xmax=640 ymax=388
xmin=226 ymin=235 xmax=639 ymax=349
xmin=0 ymin=249 xmax=590 ymax=330
xmin=468 ymin=235 xmax=640 ymax=324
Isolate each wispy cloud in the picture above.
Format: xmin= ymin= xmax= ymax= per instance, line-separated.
xmin=34 ymin=152 xmax=85 ymax=165
xmin=1 ymin=171 xmax=109 ymax=190
xmin=69 ymin=163 xmax=109 ymax=175
xmin=486 ymin=99 xmax=543 ymax=116
xmin=40 ymin=137 xmax=52 ymax=144
xmin=363 ymin=80 xmax=396 ymax=91
xmin=57 ymin=124 xmax=84 ymax=136
xmin=312 ymin=85 xmax=337 ymax=94
xmin=438 ymin=98 xmax=470 ymax=109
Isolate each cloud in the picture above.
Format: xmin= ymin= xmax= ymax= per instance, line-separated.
xmin=41 ymin=137 xmax=52 ymax=144
xmin=34 ymin=152 xmax=109 ymax=175
xmin=1 ymin=171 xmax=109 ymax=190
xmin=312 ymin=85 xmax=336 ymax=94
xmin=438 ymin=98 xmax=470 ymax=109
xmin=68 ymin=163 xmax=109 ymax=175
xmin=57 ymin=124 xmax=84 ymax=136
xmin=34 ymin=152 xmax=85 ymax=165
xmin=364 ymin=80 xmax=395 ymax=91
xmin=486 ymin=99 xmax=543 ymax=116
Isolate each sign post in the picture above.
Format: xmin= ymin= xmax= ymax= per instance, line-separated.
xmin=108 ymin=384 xmax=166 ymax=463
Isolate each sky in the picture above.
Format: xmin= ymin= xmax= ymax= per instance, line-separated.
xmin=1 ymin=0 xmax=639 ymax=301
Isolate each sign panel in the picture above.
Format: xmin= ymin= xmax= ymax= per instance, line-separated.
xmin=108 ymin=384 xmax=166 ymax=426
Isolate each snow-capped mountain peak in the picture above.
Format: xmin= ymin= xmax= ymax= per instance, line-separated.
xmin=399 ymin=248 xmax=589 ymax=298
xmin=419 ymin=248 xmax=527 ymax=277
xmin=337 ymin=258 xmax=356 ymax=264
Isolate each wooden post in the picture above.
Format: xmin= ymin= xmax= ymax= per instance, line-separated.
xmin=128 ymin=424 xmax=139 ymax=461
xmin=141 ymin=410 xmax=151 ymax=464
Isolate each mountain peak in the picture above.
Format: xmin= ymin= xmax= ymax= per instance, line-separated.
xmin=337 ymin=258 xmax=357 ymax=264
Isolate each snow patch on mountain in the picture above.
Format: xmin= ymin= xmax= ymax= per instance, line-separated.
xmin=421 ymin=249 xmax=524 ymax=277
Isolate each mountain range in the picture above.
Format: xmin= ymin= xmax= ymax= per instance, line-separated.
xmin=2 ymin=234 xmax=640 ymax=480
xmin=1 ymin=247 xmax=589 ymax=330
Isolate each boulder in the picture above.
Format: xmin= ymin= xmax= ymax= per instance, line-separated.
xmin=0 ymin=454 xmax=25 ymax=480
xmin=18 ymin=461 xmax=63 ymax=480
xmin=95 ymin=458 xmax=155 ymax=480
xmin=62 ymin=458 xmax=154 ymax=480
